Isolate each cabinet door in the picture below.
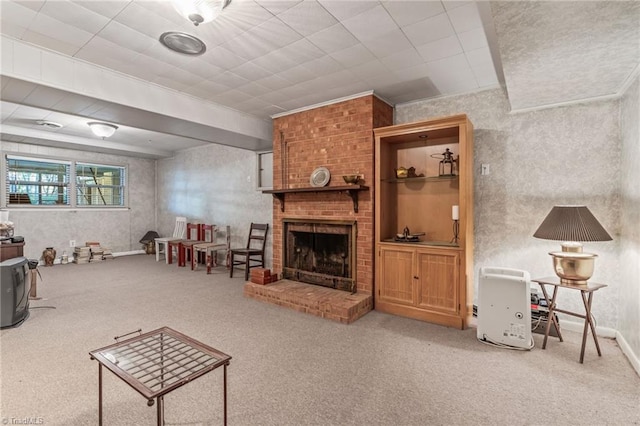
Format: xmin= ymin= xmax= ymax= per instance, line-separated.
xmin=415 ymin=249 xmax=459 ymax=314
xmin=378 ymin=246 xmax=415 ymax=306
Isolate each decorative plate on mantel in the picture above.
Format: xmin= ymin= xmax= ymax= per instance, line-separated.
xmin=310 ymin=167 xmax=331 ymax=187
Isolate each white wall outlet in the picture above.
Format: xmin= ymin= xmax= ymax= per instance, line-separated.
xmin=481 ymin=164 xmax=490 ymax=175
xmin=69 ymin=240 xmax=76 ymax=247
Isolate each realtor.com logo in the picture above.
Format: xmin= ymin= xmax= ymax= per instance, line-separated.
xmin=1 ymin=418 xmax=44 ymax=425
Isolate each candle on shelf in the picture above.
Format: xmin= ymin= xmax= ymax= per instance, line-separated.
xmin=452 ymin=205 xmax=459 ymax=221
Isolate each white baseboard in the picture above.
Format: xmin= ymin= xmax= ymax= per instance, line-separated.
xmin=615 ymin=330 xmax=640 ymax=377
xmin=559 ymin=318 xmax=617 ymax=338
xmin=39 ymin=249 xmax=145 ymax=265
xmin=113 ymin=250 xmax=145 ymax=257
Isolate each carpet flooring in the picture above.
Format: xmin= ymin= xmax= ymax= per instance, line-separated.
xmin=1 ymin=254 xmax=638 ymax=425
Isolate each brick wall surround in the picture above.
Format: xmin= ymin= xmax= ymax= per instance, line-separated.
xmin=271 ymin=94 xmax=393 ymax=295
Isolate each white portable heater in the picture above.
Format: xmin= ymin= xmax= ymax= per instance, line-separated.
xmin=477 ymin=267 xmax=533 ymax=350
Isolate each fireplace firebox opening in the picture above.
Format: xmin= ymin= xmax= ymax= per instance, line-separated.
xmin=283 ymin=219 xmax=357 ymax=293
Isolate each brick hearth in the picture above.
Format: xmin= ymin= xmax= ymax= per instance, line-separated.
xmin=243 ymin=280 xmax=372 ymax=324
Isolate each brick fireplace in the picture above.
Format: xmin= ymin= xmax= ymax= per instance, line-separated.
xmin=243 ymin=93 xmax=393 ymax=323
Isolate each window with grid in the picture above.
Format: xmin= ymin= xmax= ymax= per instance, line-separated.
xmin=76 ymin=163 xmax=125 ymax=206
xmin=6 ymin=155 xmax=71 ymax=206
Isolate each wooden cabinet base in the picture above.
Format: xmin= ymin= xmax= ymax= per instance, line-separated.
xmin=375 ymin=301 xmax=466 ymax=329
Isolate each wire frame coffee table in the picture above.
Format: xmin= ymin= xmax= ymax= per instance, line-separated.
xmin=89 ymin=327 xmax=231 ymax=425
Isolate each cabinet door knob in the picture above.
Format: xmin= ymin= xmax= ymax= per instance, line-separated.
xmin=413 ymin=276 xmax=419 ymax=280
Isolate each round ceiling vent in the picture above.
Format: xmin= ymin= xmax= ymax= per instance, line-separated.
xmin=36 ymin=120 xmax=63 ymax=129
xmin=159 ymin=31 xmax=206 ymax=56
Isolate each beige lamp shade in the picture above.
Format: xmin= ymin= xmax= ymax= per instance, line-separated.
xmin=533 ymin=205 xmax=612 ymax=242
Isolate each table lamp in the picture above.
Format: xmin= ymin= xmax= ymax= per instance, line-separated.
xmin=533 ymin=205 xmax=612 ymax=285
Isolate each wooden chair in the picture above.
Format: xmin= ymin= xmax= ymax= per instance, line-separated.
xmin=167 ymin=222 xmax=199 ymax=265
xmin=192 ymin=225 xmax=231 ymax=273
xmin=154 ymin=216 xmax=187 ymax=263
xmin=230 ymin=223 xmax=269 ymax=281
xmin=178 ymin=224 xmax=216 ymax=270
xmin=180 ymin=224 xmax=214 ymax=267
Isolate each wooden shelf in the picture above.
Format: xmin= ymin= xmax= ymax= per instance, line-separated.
xmin=263 ymin=185 xmax=369 ymax=213
xmin=383 ymin=175 xmax=458 ymax=183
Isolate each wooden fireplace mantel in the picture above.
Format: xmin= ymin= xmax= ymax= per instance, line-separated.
xmin=263 ymin=185 xmax=369 ymax=213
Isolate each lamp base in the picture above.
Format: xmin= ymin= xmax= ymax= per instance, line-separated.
xmin=559 ymin=278 xmax=588 ymax=286
xmin=549 ymin=251 xmax=597 ymax=285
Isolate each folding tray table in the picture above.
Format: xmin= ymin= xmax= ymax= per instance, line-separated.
xmin=89 ymin=326 xmax=231 ymax=425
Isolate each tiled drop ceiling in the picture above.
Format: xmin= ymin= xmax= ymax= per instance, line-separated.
xmin=0 ymin=1 xmax=638 ymax=157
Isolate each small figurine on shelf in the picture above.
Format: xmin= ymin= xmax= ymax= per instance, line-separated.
xmin=431 ymin=148 xmax=457 ymax=176
xmin=403 ymin=226 xmax=410 ymax=239
xmin=395 ymin=167 xmax=408 ymax=179
xmin=395 ymin=167 xmax=424 ymax=179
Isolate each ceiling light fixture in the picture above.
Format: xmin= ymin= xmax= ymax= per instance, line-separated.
xmin=36 ymin=120 xmax=63 ymax=129
xmin=88 ymin=122 xmax=118 ymax=138
xmin=171 ymin=0 xmax=232 ymax=26
xmin=159 ymin=31 xmax=206 ymax=55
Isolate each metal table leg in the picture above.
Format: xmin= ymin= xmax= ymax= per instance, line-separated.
xmin=98 ymin=364 xmax=103 ymax=426
xmin=579 ymin=290 xmax=602 ymax=363
xmin=157 ymin=396 xmax=164 ymax=426
xmin=539 ymin=284 xmax=563 ymax=349
xmin=224 ymin=362 xmax=228 ymax=426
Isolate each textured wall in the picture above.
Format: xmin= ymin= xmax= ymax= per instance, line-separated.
xmin=1 ymin=141 xmax=155 ymax=260
xmin=156 ymin=143 xmax=273 ymax=268
xmin=396 ymin=88 xmax=621 ymax=329
xmin=619 ymin=74 xmax=640 ymax=359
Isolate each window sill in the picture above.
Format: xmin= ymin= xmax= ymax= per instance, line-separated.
xmin=5 ymin=207 xmax=130 ymax=212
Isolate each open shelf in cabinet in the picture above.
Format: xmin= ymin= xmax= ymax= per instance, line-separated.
xmin=383 ymin=175 xmax=458 ymax=183
xmin=382 ymin=239 xmax=459 ymax=248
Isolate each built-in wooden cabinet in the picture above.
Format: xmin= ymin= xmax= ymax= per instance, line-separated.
xmin=374 ymin=115 xmax=473 ymax=329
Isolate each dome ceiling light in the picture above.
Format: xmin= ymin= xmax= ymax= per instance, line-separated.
xmin=88 ymin=122 xmax=118 ymax=139
xmin=159 ymin=31 xmax=206 ymax=56
xmin=171 ymin=0 xmax=232 ymax=26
